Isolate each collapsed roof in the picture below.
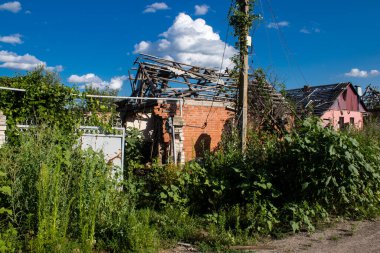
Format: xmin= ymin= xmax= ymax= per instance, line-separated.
xmin=249 ymin=79 xmax=289 ymax=107
xmin=362 ymin=85 xmax=380 ymax=111
xmin=248 ymin=77 xmax=294 ymax=132
xmin=128 ymin=54 xmax=237 ymax=102
xmin=286 ymin=82 xmax=352 ymax=116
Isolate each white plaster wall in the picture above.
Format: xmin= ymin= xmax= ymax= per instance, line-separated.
xmin=125 ymin=113 xmax=155 ymax=140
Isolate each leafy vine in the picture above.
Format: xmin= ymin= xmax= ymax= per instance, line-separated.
xmin=228 ymin=0 xmax=260 ymax=73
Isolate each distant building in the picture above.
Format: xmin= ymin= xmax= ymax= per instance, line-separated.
xmin=286 ymin=82 xmax=367 ymax=129
xmin=362 ymin=85 xmax=380 ymax=122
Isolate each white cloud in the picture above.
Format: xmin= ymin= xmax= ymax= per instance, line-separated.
xmin=345 ymin=68 xmax=380 ymax=78
xmin=47 ymin=65 xmax=64 ymax=72
xmin=68 ymin=73 xmax=103 ymax=83
xmin=0 ymin=34 xmax=23 ymax=45
xmin=0 ymin=50 xmax=63 ymax=71
xmin=143 ymin=2 xmax=169 ymax=13
xmin=0 ymin=1 xmax=21 ymax=13
xmin=194 ymin=4 xmax=209 ymax=16
xmin=300 ymin=27 xmax=320 ymax=34
xmin=267 ymin=21 xmax=289 ymax=29
xmin=370 ymin=70 xmax=380 ymax=76
xmin=345 ymin=68 xmax=368 ymax=78
xmin=68 ymin=73 xmax=127 ymax=90
xmin=134 ymin=13 xmax=237 ymax=69
xmin=109 ymin=76 xmax=127 ymax=90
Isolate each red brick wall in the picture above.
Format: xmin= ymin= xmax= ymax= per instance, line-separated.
xmin=180 ymin=101 xmax=234 ymax=161
xmin=126 ymin=100 xmax=235 ymax=163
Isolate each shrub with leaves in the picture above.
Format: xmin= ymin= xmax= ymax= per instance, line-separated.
xmin=281 ymin=202 xmax=329 ymax=233
xmin=273 ymin=118 xmax=380 ymax=217
xmin=0 ymin=69 xmax=119 ymax=145
xmin=0 ymin=69 xmax=80 ymax=139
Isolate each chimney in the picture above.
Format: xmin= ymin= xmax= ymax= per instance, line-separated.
xmin=354 ymin=85 xmax=363 ymax=97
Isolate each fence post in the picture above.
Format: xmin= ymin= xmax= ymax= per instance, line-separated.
xmin=0 ymin=111 xmax=6 ymax=147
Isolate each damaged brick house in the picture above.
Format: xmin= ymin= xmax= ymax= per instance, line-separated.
xmin=286 ymin=82 xmax=367 ymax=129
xmin=116 ymin=55 xmax=292 ymax=164
xmin=116 ymin=55 xmax=236 ymax=164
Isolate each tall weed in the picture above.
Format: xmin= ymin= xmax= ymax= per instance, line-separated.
xmin=0 ymin=126 xmax=159 ymax=252
xmin=0 ymin=164 xmax=19 ymax=252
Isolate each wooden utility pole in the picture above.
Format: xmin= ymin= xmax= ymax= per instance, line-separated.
xmin=238 ymin=0 xmax=249 ymax=152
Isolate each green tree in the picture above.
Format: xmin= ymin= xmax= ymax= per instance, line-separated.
xmin=0 ymin=68 xmax=80 ymax=141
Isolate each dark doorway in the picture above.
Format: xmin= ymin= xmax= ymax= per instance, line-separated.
xmin=195 ymin=133 xmax=211 ymax=158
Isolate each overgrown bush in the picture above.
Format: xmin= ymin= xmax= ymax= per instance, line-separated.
xmin=272 ymin=118 xmax=380 ymax=217
xmin=0 ymin=69 xmax=120 ymax=145
xmin=280 ymin=201 xmax=329 ymax=233
xmin=0 ymin=127 xmax=160 ymax=252
xmin=130 ymin=117 xmax=380 ymax=250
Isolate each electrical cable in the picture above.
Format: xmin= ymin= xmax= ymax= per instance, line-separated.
xmin=264 ymin=0 xmax=309 ymax=86
xmin=203 ymin=1 xmax=235 ymax=127
xmin=257 ymin=0 xmax=274 ymax=69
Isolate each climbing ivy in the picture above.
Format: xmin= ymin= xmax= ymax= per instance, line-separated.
xmin=229 ymin=1 xmax=258 ymax=48
xmin=228 ymin=0 xmax=262 ymax=116
xmin=229 ymin=0 xmax=260 ymax=70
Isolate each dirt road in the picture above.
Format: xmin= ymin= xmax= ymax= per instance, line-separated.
xmin=162 ymin=218 xmax=380 ymax=253
xmin=255 ymin=219 xmax=380 ymax=253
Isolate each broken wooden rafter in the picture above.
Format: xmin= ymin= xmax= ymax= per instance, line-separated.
xmin=129 ymin=54 xmax=237 ymax=103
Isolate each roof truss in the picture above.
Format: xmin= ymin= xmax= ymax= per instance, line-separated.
xmin=129 ymin=54 xmax=237 ymax=102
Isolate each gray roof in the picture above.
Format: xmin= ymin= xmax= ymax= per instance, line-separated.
xmin=285 ymin=83 xmax=350 ymax=116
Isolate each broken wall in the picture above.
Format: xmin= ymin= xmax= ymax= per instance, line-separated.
xmin=180 ymin=100 xmax=234 ymax=161
xmin=121 ymin=100 xmax=234 ymax=164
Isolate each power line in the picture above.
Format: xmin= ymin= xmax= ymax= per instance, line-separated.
xmin=0 ymin=86 xmax=184 ymax=101
xmin=204 ymin=1 xmax=235 ymax=126
xmin=257 ymin=0 xmax=274 ymax=68
xmin=264 ymin=0 xmax=309 ymax=86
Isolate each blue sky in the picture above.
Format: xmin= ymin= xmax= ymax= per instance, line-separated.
xmin=0 ymin=0 xmax=379 ymax=95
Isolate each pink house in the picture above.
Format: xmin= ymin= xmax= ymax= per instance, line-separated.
xmin=286 ymin=83 xmax=367 ymax=129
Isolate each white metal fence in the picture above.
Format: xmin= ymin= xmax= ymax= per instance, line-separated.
xmin=79 ymin=126 xmax=125 ymax=181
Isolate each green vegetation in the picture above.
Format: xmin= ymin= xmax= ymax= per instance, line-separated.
xmin=0 ymin=70 xmax=380 ymax=252
xmin=0 ymin=127 xmax=158 ymax=252
xmin=0 ymin=68 xmax=119 ymax=144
